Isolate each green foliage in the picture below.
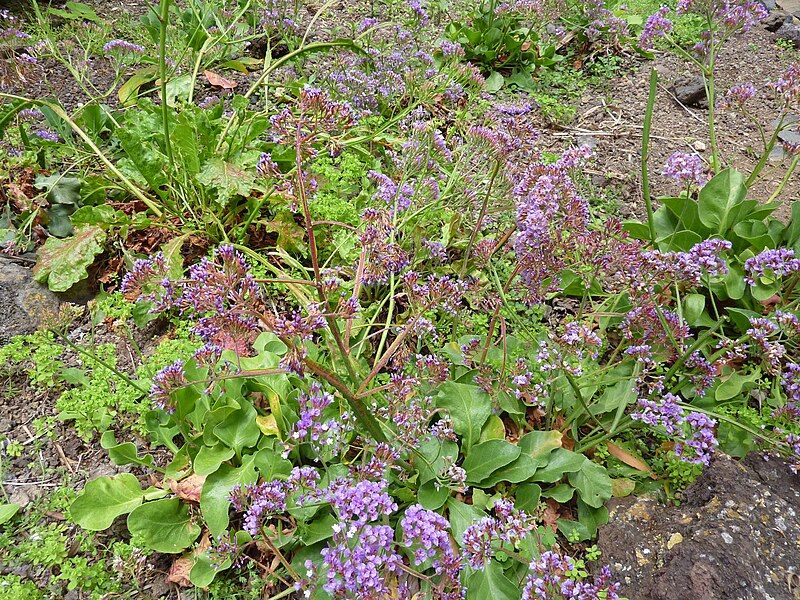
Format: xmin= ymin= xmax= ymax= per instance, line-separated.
xmin=0 ymin=575 xmax=45 ymax=600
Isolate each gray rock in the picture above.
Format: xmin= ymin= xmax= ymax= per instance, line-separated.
xmin=763 ymin=10 xmax=791 ymax=31
xmin=776 ymin=21 xmax=800 ymax=47
xmin=668 ymin=76 xmax=708 ymax=108
xmin=759 ymin=0 xmax=777 ymax=11
xmin=597 ymin=454 xmax=800 ymax=600
xmin=0 ymin=260 xmax=61 ymax=345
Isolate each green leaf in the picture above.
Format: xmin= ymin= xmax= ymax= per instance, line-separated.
xmin=611 ymin=478 xmax=635 ymax=497
xmin=662 ymin=196 xmax=707 ymax=235
xmin=194 ymin=444 xmax=235 ymax=477
xmin=100 ymin=430 xmax=155 ymax=468
xmin=298 ymin=513 xmax=337 ymax=545
xmin=542 ymin=483 xmax=575 ymax=502
xmin=478 ymin=454 xmax=540 ymax=488
xmin=479 ymin=415 xmax=506 ymax=442
xmin=190 ymin=551 xmax=231 ymax=588
xmin=35 ymin=174 xmax=82 ymax=206
xmin=466 ymin=560 xmax=517 ymax=600
xmin=463 ymin=440 xmax=521 ymax=484
xmin=715 ymin=369 xmax=760 ymax=401
xmin=415 ymin=438 xmax=459 ymax=483
xmin=419 ymin=480 xmax=450 ymax=510
xmin=519 ymin=430 xmax=562 ymax=465
xmin=127 ymin=498 xmax=201 ymax=553
xmin=70 ymin=474 xmax=143 ymax=531
xmin=532 ymin=449 xmax=585 ymax=483
xmin=196 ymin=159 xmax=257 ymax=207
xmin=0 ymin=503 xmax=20 ymax=526
xmin=213 ymin=402 xmax=260 ymax=454
xmin=447 ymin=499 xmax=486 ymax=546
xmin=436 ymin=382 xmax=492 ymax=453
xmin=33 ymin=225 xmax=106 ymax=292
xmin=201 ymin=459 xmax=257 ymax=537
xmin=484 ymin=71 xmax=505 ymax=93
xmin=514 ymin=483 xmax=541 ymax=513
xmin=253 ymin=447 xmax=292 ymax=481
xmin=697 ymin=168 xmax=747 ymax=233
xmin=160 ymin=234 xmax=188 ymax=280
xmin=568 ymin=460 xmax=612 ymax=508
xmin=118 ymin=66 xmax=158 ymax=106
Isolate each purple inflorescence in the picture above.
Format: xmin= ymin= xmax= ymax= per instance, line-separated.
xmin=639 ymin=6 xmax=673 ymax=49
xmin=462 ymin=499 xmax=534 ymax=569
xmin=318 ymin=524 xmax=402 ymax=598
xmin=33 ymin=129 xmax=60 ymax=142
xmin=633 ymin=394 xmax=718 ymax=465
xmin=721 ymin=82 xmax=756 ymax=108
xmin=103 ymin=39 xmax=145 ymax=55
xmin=744 ymin=248 xmax=800 ymax=285
xmin=150 ymin=360 xmax=186 ymax=413
xmin=325 ymin=478 xmax=397 ymax=526
xmin=662 ymin=151 xmax=708 ymax=187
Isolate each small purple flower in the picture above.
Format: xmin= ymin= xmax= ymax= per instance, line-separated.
xmin=676 ymin=411 xmax=718 ymax=465
xmin=639 ymin=6 xmax=673 ymax=50
xmin=103 ymin=39 xmax=146 ymax=55
xmin=150 ymin=360 xmax=186 ymax=412
xmin=662 ymin=151 xmax=707 ymax=187
xmin=744 ymin=248 xmax=800 ymax=285
xmin=721 ymin=83 xmax=756 ymax=109
xmin=33 ymin=129 xmax=60 ymax=142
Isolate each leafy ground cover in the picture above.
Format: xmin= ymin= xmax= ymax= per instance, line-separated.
xmin=1 ymin=0 xmax=800 ymax=598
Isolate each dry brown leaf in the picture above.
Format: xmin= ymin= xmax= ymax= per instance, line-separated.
xmin=168 ymin=473 xmax=206 ymax=503
xmin=204 ymin=69 xmax=237 ymax=89
xmin=607 ymin=441 xmax=657 ymax=479
xmin=166 ymin=555 xmax=193 ymax=587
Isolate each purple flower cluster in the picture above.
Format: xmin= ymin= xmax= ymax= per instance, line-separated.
xmin=318 ymin=524 xmax=402 ymax=598
xmin=230 ymin=466 xmax=320 ymax=536
xmin=639 ymin=6 xmax=673 ymax=49
xmin=676 ymin=0 xmax=767 ymax=32
xmin=400 ymin=505 xmax=462 ymax=598
xmin=368 ymin=170 xmax=415 ymax=211
xmin=721 ymin=82 xmax=756 ymax=109
xmin=358 ymin=208 xmax=410 ymax=284
xmin=643 ymin=239 xmax=731 ymax=286
xmin=325 ymin=478 xmax=397 ymax=526
xmin=462 ymin=499 xmax=534 ymax=569
xmin=662 ymin=152 xmax=708 ymax=187
xmin=523 ymin=551 xmax=620 ymax=600
xmin=291 ymin=382 xmax=349 ymax=453
xmin=744 ymin=248 xmax=800 ymax=285
xmin=632 ymin=394 xmax=718 ymax=465
xmin=559 ymin=322 xmax=603 ymax=360
xmin=775 ymin=362 xmax=800 ymax=420
xmin=774 ymin=64 xmax=800 ymax=107
xmin=103 ymin=39 xmax=145 ymax=55
xmin=33 ymin=129 xmax=60 ymax=142
xmin=150 ymin=360 xmax=186 ymax=412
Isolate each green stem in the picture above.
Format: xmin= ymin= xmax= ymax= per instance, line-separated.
xmin=767 ymin=154 xmax=800 ymax=203
xmin=642 ymin=68 xmax=658 ymax=245
xmin=704 ymin=65 xmax=720 ymax=173
xmin=158 ymin=0 xmax=175 ymax=168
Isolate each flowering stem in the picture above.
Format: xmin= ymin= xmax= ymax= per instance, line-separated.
xmin=747 ymin=116 xmax=784 ymax=187
xmin=767 ymin=154 xmax=800 ymax=203
xmin=461 ymin=158 xmax=501 ymax=277
xmin=157 ymin=0 xmax=175 ymax=169
xmin=303 ymin=358 xmax=387 ymax=443
xmin=703 ymin=66 xmax=720 ymax=173
xmin=641 ymin=67 xmax=658 ymax=245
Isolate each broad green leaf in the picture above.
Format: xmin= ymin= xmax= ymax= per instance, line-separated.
xmin=484 ymin=71 xmax=504 ymax=92
xmin=514 ymin=483 xmax=541 ymax=513
xmin=466 ymin=560 xmax=517 ymax=600
xmin=213 ymin=402 xmax=260 ymax=454
xmin=70 ymin=474 xmax=143 ymax=531
xmin=611 ymin=478 xmax=636 ymax=497
xmin=201 ymin=459 xmax=257 ymax=537
xmin=682 ymin=293 xmax=706 ymax=327
xmin=519 ymin=430 xmax=562 ymax=464
xmin=463 ymin=440 xmax=520 ymax=484
xmin=101 ymin=431 xmax=155 ymax=468
xmin=127 ymin=498 xmax=201 ymax=553
xmin=418 ymin=480 xmax=450 ymax=510
xmin=160 ymin=234 xmax=188 ymax=280
xmin=298 ymin=513 xmax=337 ymax=545
xmin=194 ymin=444 xmax=235 ymax=477
xmin=532 ymin=449 xmax=585 ymax=483
xmin=568 ymin=460 xmax=612 ymax=508
xmin=478 ymin=454 xmax=540 ymax=488
xmin=118 ymin=66 xmax=159 ymax=106
xmin=190 ymin=551 xmax=231 ymax=587
xmin=715 ymin=368 xmax=760 ymax=401
xmin=253 ymin=447 xmax=292 ymax=481
xmin=415 ymin=438 xmax=459 ymax=483
xmin=662 ymin=196 xmax=707 ymax=235
xmin=197 ymin=159 xmax=257 ymax=207
xmin=541 ymin=483 xmax=575 ymax=502
xmin=479 ymin=415 xmax=506 ymax=442
xmin=0 ymin=503 xmax=20 ymax=526
xmin=698 ymin=168 xmax=747 ymax=233
xmin=34 ymin=174 xmax=81 ymax=206
xmin=33 ymin=225 xmax=106 ymax=292
xmin=436 ymin=382 xmax=492 ymax=453
xmin=447 ymin=499 xmax=485 ymax=546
